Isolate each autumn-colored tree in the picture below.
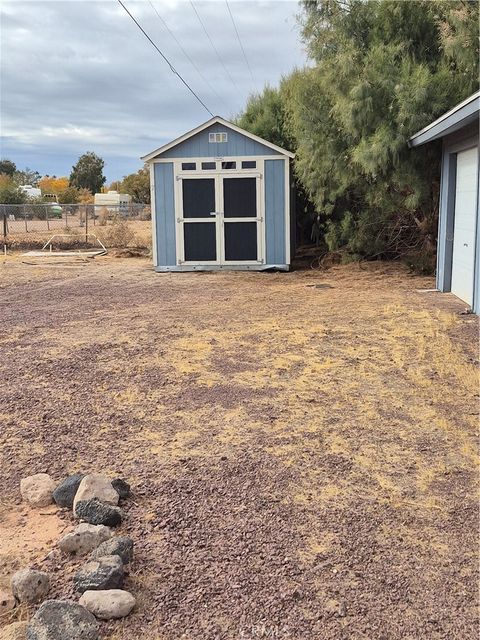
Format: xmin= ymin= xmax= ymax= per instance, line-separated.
xmin=119 ymin=167 xmax=150 ymax=204
xmin=38 ymin=176 xmax=69 ymax=195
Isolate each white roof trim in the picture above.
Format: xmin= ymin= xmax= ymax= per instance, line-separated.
xmin=409 ymin=91 xmax=480 ymax=141
xmin=141 ymin=116 xmax=295 ymax=162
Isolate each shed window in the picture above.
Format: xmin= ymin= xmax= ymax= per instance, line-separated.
xmin=222 ymin=161 xmax=236 ymax=170
xmin=242 ymin=161 xmax=256 ymax=169
xmin=209 ymin=132 xmax=228 ymax=143
xmin=181 ymin=162 xmax=196 ymax=170
xmin=201 ymin=162 xmax=216 ymax=170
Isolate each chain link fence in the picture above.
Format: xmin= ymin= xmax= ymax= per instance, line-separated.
xmin=1 ymin=203 xmax=152 ymax=251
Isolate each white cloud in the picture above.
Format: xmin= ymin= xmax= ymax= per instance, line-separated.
xmin=0 ymin=0 xmax=306 ymax=180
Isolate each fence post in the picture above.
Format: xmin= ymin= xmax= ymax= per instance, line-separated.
xmin=85 ymin=205 xmax=89 ymax=244
xmin=24 ymin=204 xmax=28 ymax=233
xmin=3 ymin=206 xmax=7 ymax=243
xmin=65 ymin=206 xmax=68 ymax=229
xmin=45 ymin=205 xmax=50 ymax=231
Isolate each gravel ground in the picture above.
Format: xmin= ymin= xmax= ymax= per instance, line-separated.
xmin=0 ymin=256 xmax=478 ymax=640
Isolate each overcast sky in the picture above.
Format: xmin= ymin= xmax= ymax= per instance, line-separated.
xmin=1 ymin=0 xmax=306 ymax=182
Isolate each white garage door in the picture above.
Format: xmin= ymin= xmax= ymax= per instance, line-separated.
xmin=451 ymin=146 xmax=478 ymax=306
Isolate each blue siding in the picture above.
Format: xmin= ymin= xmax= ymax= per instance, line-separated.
xmin=265 ymin=159 xmax=286 ymax=264
xmin=154 ymin=163 xmax=176 ymax=266
xmin=161 ymin=123 xmax=280 ymax=159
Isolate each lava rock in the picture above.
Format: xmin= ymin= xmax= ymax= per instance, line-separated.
xmin=2 ymin=621 xmax=29 ymax=639
xmin=75 ymin=499 xmax=122 ymax=527
xmin=91 ymin=536 xmax=133 ymax=564
xmin=26 ymin=600 xmax=99 ymax=640
xmin=57 ymin=523 xmax=112 ymax=555
xmin=111 ymin=478 xmax=130 ymax=499
xmin=52 ymin=473 xmax=85 ymax=509
xmin=0 ymin=588 xmax=16 ymax=614
xmin=11 ymin=569 xmax=50 ymax=604
xmin=73 ymin=556 xmax=124 ymax=593
xmin=79 ymin=589 xmax=135 ymax=620
xmin=20 ymin=474 xmax=55 ymax=508
xmin=73 ymin=474 xmax=119 ymax=513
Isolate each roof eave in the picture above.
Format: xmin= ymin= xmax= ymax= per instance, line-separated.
xmin=409 ymin=92 xmax=480 ymax=148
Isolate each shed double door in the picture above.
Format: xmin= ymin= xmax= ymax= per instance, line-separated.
xmin=178 ymin=174 xmax=262 ymax=265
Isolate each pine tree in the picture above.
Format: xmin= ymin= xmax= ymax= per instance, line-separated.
xmin=70 ymin=152 xmax=106 ymax=194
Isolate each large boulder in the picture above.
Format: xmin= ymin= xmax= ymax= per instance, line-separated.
xmin=57 ymin=523 xmax=112 ymax=555
xmin=74 ymin=499 xmax=122 ymax=527
xmin=52 ymin=473 xmax=85 ymax=509
xmin=73 ymin=556 xmax=124 ymax=594
xmin=91 ymin=536 xmax=133 ymax=564
xmin=73 ymin=475 xmax=118 ymax=514
xmin=11 ymin=569 xmax=50 ymax=604
xmin=111 ymin=478 xmax=130 ymax=500
xmin=26 ymin=600 xmax=99 ymax=640
xmin=20 ymin=474 xmax=55 ymax=508
xmin=79 ymin=589 xmax=135 ymax=620
xmin=1 ymin=621 xmax=29 ymax=639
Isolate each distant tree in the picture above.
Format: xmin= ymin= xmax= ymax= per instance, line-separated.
xmin=0 ymin=159 xmax=17 ymax=177
xmin=119 ymin=166 xmax=150 ymax=204
xmin=69 ymin=152 xmax=106 ymax=194
xmin=57 ymin=186 xmax=81 ymax=204
xmin=14 ymin=167 xmax=41 ymax=186
xmin=39 ymin=176 xmax=69 ymax=195
xmin=0 ymin=175 xmax=27 ymax=204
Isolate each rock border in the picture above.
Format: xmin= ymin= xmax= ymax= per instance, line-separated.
xmin=5 ymin=472 xmax=137 ymax=639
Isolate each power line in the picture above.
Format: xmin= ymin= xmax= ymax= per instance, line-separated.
xmin=225 ymin=0 xmax=254 ymax=85
xmin=117 ymin=0 xmax=214 ymax=117
xmin=189 ymin=1 xmax=239 ymax=91
xmin=148 ymin=0 xmax=227 ymax=113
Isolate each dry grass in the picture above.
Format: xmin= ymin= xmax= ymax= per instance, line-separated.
xmin=0 ymin=258 xmax=478 ymax=638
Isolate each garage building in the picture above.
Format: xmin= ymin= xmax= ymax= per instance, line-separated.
xmin=409 ymin=92 xmax=479 ymax=312
xmin=142 ymin=116 xmax=294 ymax=272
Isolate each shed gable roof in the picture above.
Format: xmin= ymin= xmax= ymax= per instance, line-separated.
xmin=141 ymin=116 xmax=295 ymax=162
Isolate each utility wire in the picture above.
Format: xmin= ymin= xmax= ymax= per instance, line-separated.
xmin=189 ymin=1 xmax=239 ymax=91
xmin=148 ymin=0 xmax=227 ymax=113
xmin=117 ymin=0 xmax=214 ymax=117
xmin=225 ymin=0 xmax=254 ymax=85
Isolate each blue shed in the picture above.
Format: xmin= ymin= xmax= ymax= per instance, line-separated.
xmin=409 ymin=92 xmax=479 ymax=312
xmin=141 ymin=116 xmax=295 ymax=271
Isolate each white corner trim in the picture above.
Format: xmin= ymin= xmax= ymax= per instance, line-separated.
xmin=141 ymin=116 xmax=295 ymax=162
xmin=149 ymin=163 xmax=157 ymax=267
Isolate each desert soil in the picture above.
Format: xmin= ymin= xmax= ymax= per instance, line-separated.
xmin=0 ymin=255 xmax=478 ymax=640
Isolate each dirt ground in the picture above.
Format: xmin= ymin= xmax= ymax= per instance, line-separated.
xmin=0 ymin=255 xmax=478 ymax=640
